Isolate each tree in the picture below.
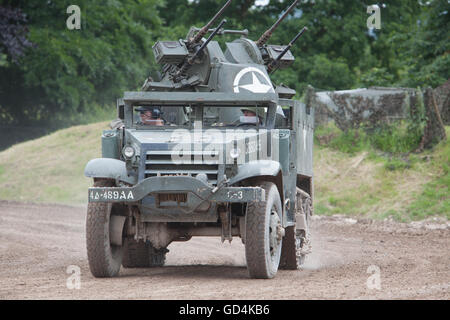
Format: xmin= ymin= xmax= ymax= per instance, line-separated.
xmin=0 ymin=0 xmax=447 ymax=128
xmin=0 ymin=0 xmax=163 ymax=126
xmin=396 ymin=0 xmax=449 ymax=88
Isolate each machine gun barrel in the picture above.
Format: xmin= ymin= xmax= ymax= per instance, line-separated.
xmin=256 ymin=0 xmax=299 ymax=47
xmin=176 ymin=19 xmax=227 ymax=80
xmin=189 ymin=19 xmax=227 ymax=64
xmin=191 ymin=26 xmax=248 ymax=37
xmin=190 ymin=0 xmax=232 ymax=46
xmin=267 ymin=26 xmax=307 ymax=73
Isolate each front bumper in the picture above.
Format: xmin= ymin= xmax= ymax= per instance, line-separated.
xmin=88 ymin=176 xmax=265 ymax=203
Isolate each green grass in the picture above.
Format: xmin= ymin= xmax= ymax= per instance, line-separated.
xmin=368 ymin=123 xmax=423 ymax=154
xmin=384 ymin=158 xmax=412 ymax=171
xmin=407 ymin=134 xmax=450 ymax=220
xmin=313 ymin=124 xmax=449 ymax=221
xmin=374 ymin=209 xmax=409 ymax=223
xmin=0 ymin=122 xmax=107 ymax=205
xmin=315 ymin=121 xmax=423 ymax=156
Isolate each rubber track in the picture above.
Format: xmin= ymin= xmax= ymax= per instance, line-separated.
xmin=149 ymin=247 xmax=167 ymax=267
xmin=279 ymin=192 xmax=312 ymax=269
xmin=279 ymin=226 xmax=298 ymax=269
xmin=122 ymin=239 xmax=150 ymax=268
xmin=122 ymin=239 xmax=167 ymax=268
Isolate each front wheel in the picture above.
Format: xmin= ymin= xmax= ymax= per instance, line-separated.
xmin=86 ymin=179 xmax=124 ymax=277
xmin=245 ymin=182 xmax=283 ymax=279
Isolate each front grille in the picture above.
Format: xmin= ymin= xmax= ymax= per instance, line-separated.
xmin=144 ymin=150 xmax=219 ymax=185
xmin=157 ymin=193 xmax=187 ymax=203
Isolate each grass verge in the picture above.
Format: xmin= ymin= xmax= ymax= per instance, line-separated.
xmin=0 ymin=122 xmax=108 ymax=205
xmin=314 ymin=123 xmax=449 ymax=221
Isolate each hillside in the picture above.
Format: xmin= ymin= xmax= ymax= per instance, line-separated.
xmin=0 ymin=122 xmax=108 ymax=204
xmin=314 ymin=138 xmax=449 ymax=221
xmin=0 ymin=122 xmax=448 ymax=221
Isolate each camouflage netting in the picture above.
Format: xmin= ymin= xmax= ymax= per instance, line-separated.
xmin=416 ymin=87 xmax=447 ymax=151
xmin=306 ymin=84 xmax=447 ymax=150
xmin=307 ymin=86 xmax=421 ymax=130
xmin=433 ymin=79 xmax=450 ymax=125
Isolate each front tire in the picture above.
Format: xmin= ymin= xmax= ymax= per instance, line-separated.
xmin=245 ymin=182 xmax=283 ymax=279
xmin=86 ymin=179 xmax=123 ymax=277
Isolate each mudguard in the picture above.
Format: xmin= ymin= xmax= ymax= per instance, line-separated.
xmin=84 ymin=158 xmax=137 ymax=185
xmin=229 ymin=160 xmax=286 ymax=226
xmin=228 ymin=160 xmax=282 ymax=185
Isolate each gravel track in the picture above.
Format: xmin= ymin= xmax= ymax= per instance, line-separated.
xmin=0 ymin=200 xmax=448 ymax=299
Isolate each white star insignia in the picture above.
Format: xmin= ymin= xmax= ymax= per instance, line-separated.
xmin=238 ymin=72 xmax=273 ymax=93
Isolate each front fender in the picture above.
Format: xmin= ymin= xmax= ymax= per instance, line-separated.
xmin=228 ymin=160 xmax=281 ymax=185
xmin=84 ymin=158 xmax=137 ymax=185
xmin=229 ymin=160 xmax=286 ymax=226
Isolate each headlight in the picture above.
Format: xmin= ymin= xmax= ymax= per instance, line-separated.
xmin=123 ymin=145 xmax=135 ymax=159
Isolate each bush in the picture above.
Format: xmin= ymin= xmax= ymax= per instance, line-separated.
xmin=316 ymin=120 xmax=423 ymax=155
xmin=368 ymin=122 xmax=423 ymax=154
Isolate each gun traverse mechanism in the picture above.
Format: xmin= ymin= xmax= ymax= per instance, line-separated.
xmin=162 ymin=0 xmax=232 ymax=83
xmin=174 ymin=19 xmax=227 ymax=81
xmin=267 ymin=26 xmax=308 ymax=73
xmin=256 ymin=0 xmax=300 ymax=47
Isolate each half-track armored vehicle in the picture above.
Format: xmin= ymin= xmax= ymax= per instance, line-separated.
xmin=84 ymin=0 xmax=314 ymax=279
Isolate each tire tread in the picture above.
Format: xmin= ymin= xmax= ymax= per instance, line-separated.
xmin=245 ymin=182 xmax=280 ymax=279
xmin=86 ymin=179 xmax=122 ymax=277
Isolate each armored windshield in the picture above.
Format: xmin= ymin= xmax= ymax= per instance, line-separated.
xmin=132 ymin=104 xmax=268 ymax=128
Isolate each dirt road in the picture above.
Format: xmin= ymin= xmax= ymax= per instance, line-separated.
xmin=0 ymin=200 xmax=448 ymax=299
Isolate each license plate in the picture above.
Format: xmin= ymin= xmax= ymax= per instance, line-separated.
xmin=88 ymin=188 xmax=135 ymax=202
